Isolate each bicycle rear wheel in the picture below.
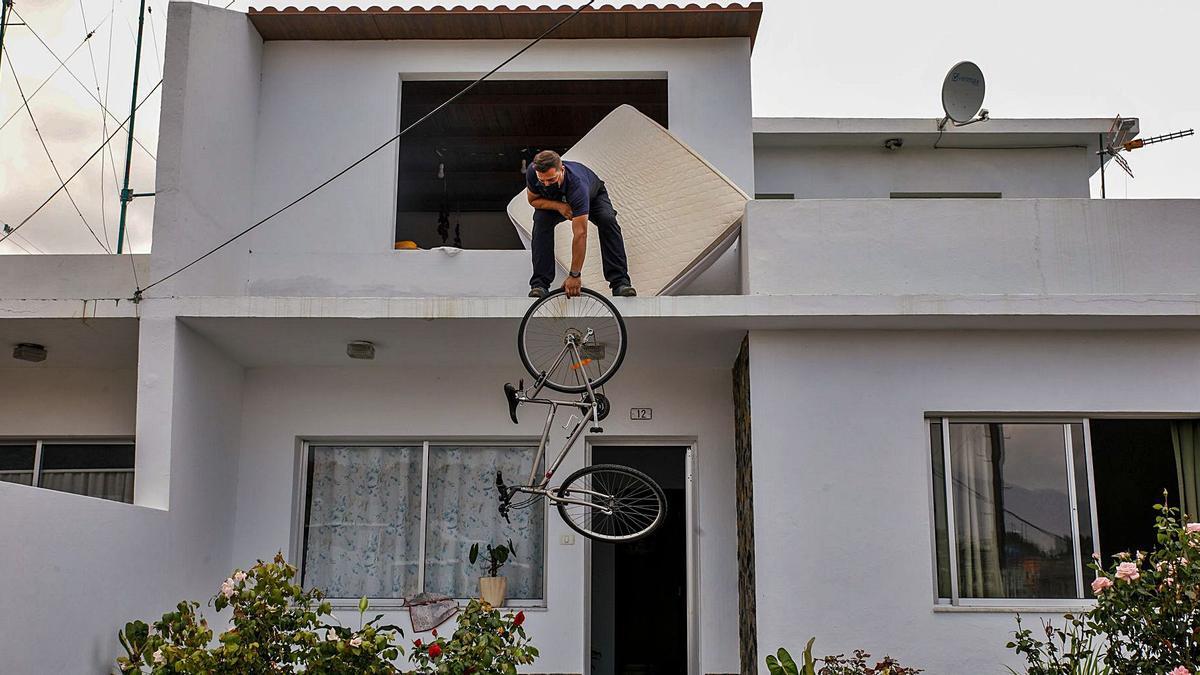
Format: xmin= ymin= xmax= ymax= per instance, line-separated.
xmin=556 ymin=464 xmax=666 ymax=543
xmin=518 ymin=288 xmax=627 ymax=394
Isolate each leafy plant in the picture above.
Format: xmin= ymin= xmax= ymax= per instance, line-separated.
xmin=408 ymin=599 xmax=538 ymax=674
xmin=1004 ymin=613 xmax=1108 ymax=675
xmin=1086 ymin=498 xmax=1200 ymax=673
xmin=115 ymin=553 xmax=404 ymax=674
xmin=469 ymin=540 xmax=517 ymax=578
xmin=1005 ymin=494 xmax=1200 ymax=674
xmin=768 ymin=639 xmax=922 ymax=675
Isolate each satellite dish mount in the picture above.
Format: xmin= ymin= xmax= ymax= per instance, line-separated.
xmin=938 ymin=61 xmax=989 ymax=130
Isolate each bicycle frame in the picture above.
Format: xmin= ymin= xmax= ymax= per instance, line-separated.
xmin=504 ymin=330 xmax=611 ymax=513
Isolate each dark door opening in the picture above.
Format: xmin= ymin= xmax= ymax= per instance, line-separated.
xmin=1090 ymin=419 xmax=1183 ymax=568
xmin=590 ymin=446 xmax=687 ymax=675
xmin=395 ymin=79 xmax=668 ymax=250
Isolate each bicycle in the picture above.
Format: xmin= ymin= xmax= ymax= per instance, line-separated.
xmin=496 ymin=287 xmax=667 ymax=543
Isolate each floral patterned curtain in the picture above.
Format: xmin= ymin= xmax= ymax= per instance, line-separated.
xmin=303 ymin=445 xmax=544 ymax=601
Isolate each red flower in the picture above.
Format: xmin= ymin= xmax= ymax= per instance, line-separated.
xmin=413 ymin=639 xmax=422 ymax=648
xmin=513 ymin=610 xmax=525 ymax=627
xmin=428 ymin=643 xmax=442 ymax=658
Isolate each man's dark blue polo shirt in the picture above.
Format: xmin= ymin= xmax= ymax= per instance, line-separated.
xmin=526 ymin=160 xmax=604 ymax=218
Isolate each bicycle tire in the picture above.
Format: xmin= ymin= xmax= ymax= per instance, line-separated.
xmin=517 ymin=287 xmax=628 ymax=394
xmin=556 ymin=463 xmax=667 ymax=543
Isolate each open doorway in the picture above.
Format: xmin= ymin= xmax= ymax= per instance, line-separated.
xmin=590 ymin=445 xmax=688 ymax=675
xmin=395 ymin=79 xmax=668 ymax=250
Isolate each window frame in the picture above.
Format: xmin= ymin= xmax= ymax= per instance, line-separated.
xmin=927 ymin=417 xmax=1101 ymax=608
xmin=0 ymin=437 xmax=135 ymax=501
xmin=294 ymin=438 xmax=549 ymax=609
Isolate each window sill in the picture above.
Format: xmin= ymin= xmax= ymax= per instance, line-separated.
xmin=933 ymin=603 xmax=1095 ymax=614
xmin=325 ymin=599 xmax=547 ymax=612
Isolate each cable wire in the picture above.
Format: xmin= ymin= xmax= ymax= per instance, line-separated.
xmin=4 ymin=48 xmax=110 ymax=252
xmin=0 ymin=78 xmax=163 ymax=247
xmin=10 ymin=6 xmax=156 ymax=161
xmin=134 ymin=0 xmax=598 ymax=299
xmin=79 ymin=0 xmax=112 ymax=251
xmin=0 ymin=9 xmax=112 ymax=135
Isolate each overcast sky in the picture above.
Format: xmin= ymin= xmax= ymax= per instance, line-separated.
xmin=2 ymin=0 xmax=1197 ymax=254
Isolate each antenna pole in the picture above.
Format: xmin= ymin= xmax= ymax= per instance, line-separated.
xmin=1098 ymin=133 xmax=1106 ymax=199
xmin=116 ymin=0 xmax=148 ymax=255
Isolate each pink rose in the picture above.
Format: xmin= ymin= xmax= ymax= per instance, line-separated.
xmin=1186 ymin=523 xmax=1200 ymax=534
xmin=1116 ymin=561 xmax=1140 ymax=582
xmin=349 ymin=636 xmax=362 ymax=647
xmin=1091 ymin=576 xmax=1113 ymax=594
xmin=1168 ymin=667 xmax=1190 ymax=675
xmin=220 ymin=579 xmax=236 ymax=598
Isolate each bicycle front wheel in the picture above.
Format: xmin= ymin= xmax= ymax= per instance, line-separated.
xmin=556 ymin=464 xmax=666 ymax=543
xmin=518 ymin=288 xmax=627 ymax=394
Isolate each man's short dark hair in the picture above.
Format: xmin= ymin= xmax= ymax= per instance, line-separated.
xmin=532 ymin=150 xmax=562 ymax=173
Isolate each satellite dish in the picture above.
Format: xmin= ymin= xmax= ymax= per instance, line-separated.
xmin=941 ymin=61 xmax=986 ymax=125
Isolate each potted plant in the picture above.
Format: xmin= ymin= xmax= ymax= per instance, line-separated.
xmin=469 ymin=539 xmax=517 ymax=608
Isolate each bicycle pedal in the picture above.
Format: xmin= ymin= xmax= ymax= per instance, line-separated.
xmin=590 ymin=426 xmax=604 ymax=433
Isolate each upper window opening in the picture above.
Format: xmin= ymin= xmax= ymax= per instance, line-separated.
xmin=394 ymin=79 xmax=668 ymax=251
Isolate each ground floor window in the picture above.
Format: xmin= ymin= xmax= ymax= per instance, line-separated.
xmin=929 ymin=418 xmax=1195 ymax=605
xmin=0 ymin=440 xmax=134 ymax=503
xmin=300 ymin=442 xmax=545 ymax=604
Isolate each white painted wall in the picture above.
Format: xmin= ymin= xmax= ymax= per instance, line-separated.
xmin=748 ymin=329 xmax=1200 ymax=674
xmin=150 ymin=6 xmax=754 ymax=298
xmin=742 ymin=198 xmax=1200 ymax=297
xmin=0 ymin=368 xmax=136 ymax=437
xmin=0 ymin=254 xmax=147 ymax=301
xmin=151 ymin=2 xmax=262 ymax=297
xmin=753 ymin=144 xmax=1090 ymax=199
xmin=230 ymin=362 xmax=738 ymax=673
xmin=0 ymin=320 xmax=245 ymax=673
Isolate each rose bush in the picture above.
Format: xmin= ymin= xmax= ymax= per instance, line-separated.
xmin=115 ymin=553 xmax=404 ymax=674
xmin=408 ymin=599 xmax=537 ymax=674
xmin=1007 ymin=498 xmax=1200 ymax=674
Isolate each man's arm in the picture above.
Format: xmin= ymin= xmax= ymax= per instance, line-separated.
xmin=562 ymin=214 xmax=589 ymax=296
xmin=527 ymin=189 xmax=571 ymax=217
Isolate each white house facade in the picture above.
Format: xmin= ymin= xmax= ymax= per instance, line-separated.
xmin=2 ymin=3 xmax=1199 ymax=675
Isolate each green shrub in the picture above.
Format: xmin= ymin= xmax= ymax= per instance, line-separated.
xmin=115 ymin=553 xmax=403 ymax=674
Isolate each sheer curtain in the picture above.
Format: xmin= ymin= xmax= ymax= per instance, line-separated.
xmin=950 ymin=424 xmax=1003 ymax=597
xmin=303 ymin=446 xmax=424 ymax=599
xmin=423 ymin=446 xmax=545 ymax=600
xmin=39 ymin=471 xmax=133 ymax=502
xmin=1173 ymin=421 xmax=1200 ymax=519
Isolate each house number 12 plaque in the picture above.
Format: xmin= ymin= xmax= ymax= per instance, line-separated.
xmin=630 ymin=408 xmax=653 ymax=420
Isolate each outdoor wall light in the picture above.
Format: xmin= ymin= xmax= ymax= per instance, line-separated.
xmin=13 ymin=343 xmax=47 ymax=363
xmin=346 ymin=340 xmax=376 ymax=360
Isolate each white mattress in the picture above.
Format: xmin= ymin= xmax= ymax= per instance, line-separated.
xmin=507 ymin=105 xmax=748 ymax=296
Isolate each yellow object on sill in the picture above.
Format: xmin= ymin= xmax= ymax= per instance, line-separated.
xmin=394 ymin=240 xmax=419 ymax=250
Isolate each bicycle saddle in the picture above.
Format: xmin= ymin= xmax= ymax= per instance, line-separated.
xmin=503 ymin=382 xmax=520 ymax=424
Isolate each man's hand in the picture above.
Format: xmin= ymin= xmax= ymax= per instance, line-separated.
xmin=562 ymin=275 xmax=582 ymax=297
xmin=558 ymin=204 xmax=573 ymax=220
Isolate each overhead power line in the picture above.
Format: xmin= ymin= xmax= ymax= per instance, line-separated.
xmin=9 ymin=6 xmax=156 ymax=161
xmin=0 ymin=79 xmax=163 ymax=247
xmin=0 ymin=8 xmax=112 ymax=135
xmin=135 ymin=0 xmax=598 ymax=299
xmin=4 ymin=48 xmax=110 ymax=252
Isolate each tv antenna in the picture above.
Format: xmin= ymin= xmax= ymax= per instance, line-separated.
xmin=1097 ymin=115 xmax=1194 ymax=197
xmin=938 ymin=61 xmax=989 ymax=131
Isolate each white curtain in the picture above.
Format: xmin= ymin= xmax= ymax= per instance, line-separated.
xmin=1174 ymin=421 xmax=1200 ymax=520
xmin=423 ymin=446 xmax=545 ymax=600
xmin=303 ymin=446 xmax=424 ymax=599
xmin=950 ymin=424 xmax=1003 ymax=598
xmin=40 ymin=470 xmax=133 ymax=502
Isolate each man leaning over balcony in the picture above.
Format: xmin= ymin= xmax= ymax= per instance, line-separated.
xmin=525 ymin=150 xmax=636 ymax=299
